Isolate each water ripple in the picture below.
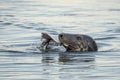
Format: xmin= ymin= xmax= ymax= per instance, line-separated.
xmin=95 ymin=37 xmax=117 ymax=40
xmin=0 ymin=0 xmax=120 ymax=80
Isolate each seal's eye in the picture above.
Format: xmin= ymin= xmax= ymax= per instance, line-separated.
xmin=59 ymin=34 xmax=63 ymax=38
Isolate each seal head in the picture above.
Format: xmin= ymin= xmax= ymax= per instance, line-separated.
xmin=59 ymin=33 xmax=98 ymax=52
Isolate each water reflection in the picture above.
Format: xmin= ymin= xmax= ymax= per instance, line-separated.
xmin=41 ymin=52 xmax=95 ymax=76
xmin=41 ymin=53 xmax=59 ymax=63
xmin=41 ymin=52 xmax=95 ymax=64
xmin=59 ymin=52 xmax=95 ymax=63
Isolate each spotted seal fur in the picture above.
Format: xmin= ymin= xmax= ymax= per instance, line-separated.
xmin=41 ymin=33 xmax=98 ymax=52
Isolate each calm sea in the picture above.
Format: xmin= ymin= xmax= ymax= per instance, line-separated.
xmin=0 ymin=0 xmax=120 ymax=80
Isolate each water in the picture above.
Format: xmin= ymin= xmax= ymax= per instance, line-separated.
xmin=0 ymin=0 xmax=120 ymax=80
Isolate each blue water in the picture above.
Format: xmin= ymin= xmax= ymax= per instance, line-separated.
xmin=0 ymin=0 xmax=120 ymax=80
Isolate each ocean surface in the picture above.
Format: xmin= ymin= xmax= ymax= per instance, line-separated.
xmin=0 ymin=0 xmax=120 ymax=80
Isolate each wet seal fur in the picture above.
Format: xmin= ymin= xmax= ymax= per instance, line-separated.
xmin=41 ymin=33 xmax=98 ymax=52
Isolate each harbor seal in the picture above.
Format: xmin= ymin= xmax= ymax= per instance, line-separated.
xmin=41 ymin=33 xmax=98 ymax=52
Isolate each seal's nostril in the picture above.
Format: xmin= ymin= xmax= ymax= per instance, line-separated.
xmin=60 ymin=34 xmax=63 ymax=38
